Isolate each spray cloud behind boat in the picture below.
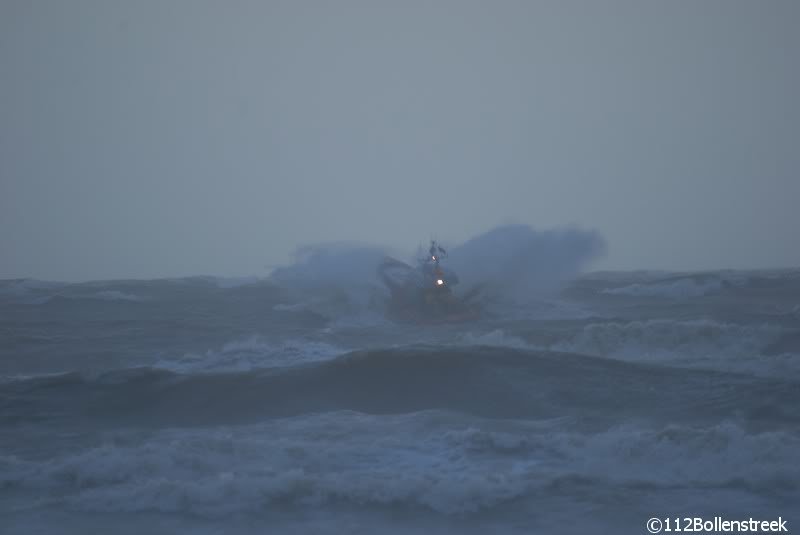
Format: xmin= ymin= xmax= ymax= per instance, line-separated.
xmin=269 ymin=224 xmax=606 ymax=321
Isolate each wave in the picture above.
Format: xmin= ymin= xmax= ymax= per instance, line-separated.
xmin=602 ymin=278 xmax=726 ymax=298
xmin=0 ymin=277 xmax=287 ymax=309
xmin=450 ymin=320 xmax=800 ymax=378
xmin=4 ymin=346 xmax=798 ymax=430
xmin=2 ymin=414 xmax=796 ymax=516
xmin=0 ymin=290 xmax=147 ymax=306
xmin=0 ymin=279 xmax=67 ymax=305
xmin=0 ymin=279 xmax=65 ymax=294
xmin=550 ymin=319 xmax=787 ymax=361
xmin=156 ymin=336 xmax=347 ymax=373
xmin=542 ymin=319 xmax=800 ymax=378
xmin=594 ymin=269 xmax=800 ymax=299
xmin=454 ymin=329 xmax=530 ymax=349
xmin=185 ymin=275 xmax=264 ymax=289
xmin=88 ymin=290 xmax=145 ymax=302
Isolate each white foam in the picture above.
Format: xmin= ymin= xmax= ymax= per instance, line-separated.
xmin=0 ymin=279 xmax=65 ymax=304
xmin=87 ymin=291 xmax=144 ymax=302
xmin=329 ymin=310 xmax=391 ymax=329
xmin=272 ymin=300 xmax=390 ymax=328
xmin=601 ymin=273 xmax=750 ymax=298
xmin=156 ymin=336 xmax=347 ymax=373
xmin=0 ymin=279 xmax=64 ymax=294
xmin=553 ymin=319 xmax=780 ymax=358
xmin=211 ymin=276 xmax=262 ymax=289
xmin=457 ymin=321 xmax=798 ymax=378
xmin=603 ymin=278 xmax=723 ymax=298
xmin=490 ymin=299 xmax=596 ymax=321
xmin=455 ymin=329 xmax=530 ymax=350
xmin=0 ymin=282 xmax=147 ymax=305
xmin=549 ymin=319 xmax=796 ymax=377
xmin=2 ymin=415 xmax=796 ymax=516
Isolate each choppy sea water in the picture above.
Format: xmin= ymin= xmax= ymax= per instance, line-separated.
xmin=1 ymin=270 xmax=799 ymax=534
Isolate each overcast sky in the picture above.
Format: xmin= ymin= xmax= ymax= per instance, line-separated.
xmin=1 ymin=0 xmax=798 ymax=281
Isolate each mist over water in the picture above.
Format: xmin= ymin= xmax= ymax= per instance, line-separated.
xmin=448 ymin=225 xmax=607 ymax=298
xmin=270 ymin=242 xmax=390 ymax=291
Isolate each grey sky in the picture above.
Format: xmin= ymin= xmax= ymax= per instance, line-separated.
xmin=2 ymin=0 xmax=798 ymax=281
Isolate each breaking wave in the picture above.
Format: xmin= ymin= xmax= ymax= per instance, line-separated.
xmin=156 ymin=336 xmax=347 ymax=373
xmin=602 ymin=278 xmax=726 ymax=298
xmin=1 ymin=416 xmax=796 ymax=516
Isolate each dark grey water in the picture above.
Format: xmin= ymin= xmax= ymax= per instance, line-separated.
xmin=2 ymin=271 xmax=799 ymax=534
